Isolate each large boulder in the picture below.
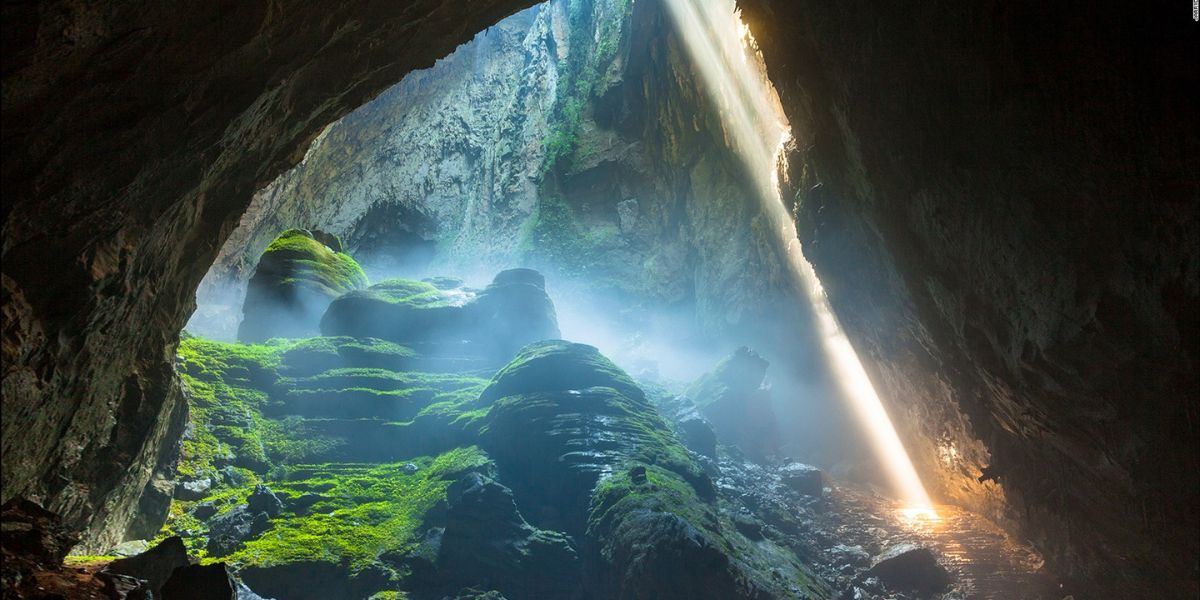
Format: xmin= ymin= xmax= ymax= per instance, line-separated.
xmin=318 ymin=279 xmax=461 ymax=343
xmin=437 ymin=472 xmax=580 ymax=599
xmin=0 ymin=498 xmax=80 ymax=566
xmin=205 ymin=504 xmax=272 ymax=558
xmin=161 ymin=563 xmax=238 ymax=600
xmin=685 ymin=347 xmax=781 ymax=462
xmin=476 ymin=342 xmax=814 ymax=599
xmin=479 ymin=340 xmax=642 ymax=404
xmin=320 ymin=269 xmax=559 ymax=361
xmin=480 ymin=341 xmax=706 ymax=533
xmin=465 ymin=269 xmax=560 ymax=359
xmin=866 ymin=543 xmax=952 ymax=593
xmin=105 ymin=536 xmax=190 ymax=598
xmin=237 ymin=229 xmax=368 ymax=342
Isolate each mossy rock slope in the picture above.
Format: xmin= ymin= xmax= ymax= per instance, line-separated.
xmin=321 ymin=269 xmax=560 ymax=362
xmin=237 ymin=229 xmax=368 ymax=342
xmin=165 ymin=287 xmax=823 ymax=598
xmin=480 ymin=340 xmax=821 ymax=599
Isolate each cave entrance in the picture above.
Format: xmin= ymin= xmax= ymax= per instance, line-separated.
xmin=148 ymin=0 xmax=1056 ymax=597
xmin=189 ymin=0 xmax=857 ymax=466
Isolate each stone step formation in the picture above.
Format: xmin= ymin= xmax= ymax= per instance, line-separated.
xmin=146 ymin=234 xmax=827 ymax=599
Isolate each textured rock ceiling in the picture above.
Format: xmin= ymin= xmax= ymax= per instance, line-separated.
xmin=2 ymin=0 xmax=1196 ymax=595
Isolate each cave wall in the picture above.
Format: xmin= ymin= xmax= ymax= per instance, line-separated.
xmin=739 ymin=0 xmax=1199 ymax=593
xmin=1 ymin=0 xmax=538 ymax=552
xmin=195 ymin=0 xmax=808 ymax=355
xmin=202 ymin=3 xmax=560 ymax=295
xmin=2 ymin=0 xmax=1196 ymax=593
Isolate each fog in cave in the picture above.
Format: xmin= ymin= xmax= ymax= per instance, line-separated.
xmin=2 ymin=0 xmax=1196 ymax=599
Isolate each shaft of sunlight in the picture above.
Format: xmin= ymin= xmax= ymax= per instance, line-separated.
xmin=662 ymin=0 xmax=933 ymax=509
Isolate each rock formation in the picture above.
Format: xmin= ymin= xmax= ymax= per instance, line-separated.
xmin=685 ymin=347 xmax=782 ymax=462
xmin=138 ymin=273 xmax=829 ymax=598
xmin=195 ymin=0 xmax=805 ymax=350
xmin=1 ymin=0 xmax=1195 ymax=595
xmin=2 ymin=0 xmax=544 ymax=554
xmin=739 ymin=0 xmax=1199 ymax=591
xmin=320 ymin=268 xmax=560 ymax=361
xmin=238 ymin=229 xmax=368 ymax=342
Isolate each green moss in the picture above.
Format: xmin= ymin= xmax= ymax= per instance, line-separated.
xmin=261 ymin=231 xmax=368 ymax=294
xmin=364 ymin=279 xmax=446 ymax=306
xmin=261 ymin=416 xmax=347 ymax=465
xmin=541 ymin=0 xmax=631 ymax=174
xmin=175 ymin=337 xmax=295 ymax=478
xmin=588 ymin=466 xmax=719 ymax=540
xmin=279 ymin=337 xmax=418 ymax=377
xmin=64 ymin=555 xmax=118 ymax=565
xmin=291 ymin=369 xmax=486 ymax=395
xmin=481 ymin=340 xmax=642 ymax=403
xmin=368 ymin=592 xmax=409 ymax=600
xmin=168 ymin=333 xmax=501 ymax=569
xmin=218 ymin=447 xmax=492 ymax=573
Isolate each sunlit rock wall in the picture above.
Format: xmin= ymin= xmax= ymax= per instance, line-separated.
xmin=741 ymin=0 xmax=1199 ymax=594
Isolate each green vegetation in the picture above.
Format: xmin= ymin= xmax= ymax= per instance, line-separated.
xmin=278 ymin=336 xmax=418 ymax=377
xmin=175 ymin=336 xmax=290 ymax=478
xmin=165 ymin=277 xmax=819 ymax=596
xmin=481 ymin=340 xmax=643 ymax=402
xmin=541 ymin=0 xmax=631 ymax=174
xmin=362 ymin=279 xmax=446 ymax=306
xmin=262 ymin=229 xmax=368 ymax=295
xmin=516 ymin=195 xmax=616 ymax=276
xmin=220 ymin=447 xmax=491 ymax=573
xmin=64 ymin=555 xmax=119 ymax=566
xmin=162 ymin=332 xmax=499 ymax=570
xmin=588 ymin=465 xmax=720 ymax=541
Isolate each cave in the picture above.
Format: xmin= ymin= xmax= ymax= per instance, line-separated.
xmin=2 ymin=1 xmax=1196 ymax=599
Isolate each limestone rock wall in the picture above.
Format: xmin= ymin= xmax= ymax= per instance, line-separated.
xmin=194 ymin=0 xmax=805 ymax=350
xmin=203 ymin=4 xmax=562 ymax=293
xmin=1 ymin=0 xmax=538 ymax=552
xmin=740 ymin=0 xmax=1199 ymax=593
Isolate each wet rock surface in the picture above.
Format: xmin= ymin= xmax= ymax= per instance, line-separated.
xmin=685 ymin=347 xmax=782 ymax=462
xmin=238 ymin=229 xmax=368 ymax=342
xmin=437 ymin=472 xmax=580 ymax=598
xmin=709 ymin=452 xmax=1059 ymax=599
xmin=867 ymin=543 xmax=952 ymax=594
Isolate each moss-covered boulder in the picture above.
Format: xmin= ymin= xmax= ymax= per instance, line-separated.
xmin=320 ymin=269 xmax=560 ymax=362
xmin=168 ymin=309 xmax=823 ymax=598
xmin=685 ymin=347 xmax=781 ymax=462
xmin=478 ymin=341 xmax=820 ymax=599
xmin=479 ymin=340 xmax=642 ymax=403
xmin=319 ymin=279 xmax=462 ymax=345
xmin=237 ymin=229 xmax=368 ymax=342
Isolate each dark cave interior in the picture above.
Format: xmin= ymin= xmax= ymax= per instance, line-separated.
xmin=2 ymin=1 xmax=1197 ymax=599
